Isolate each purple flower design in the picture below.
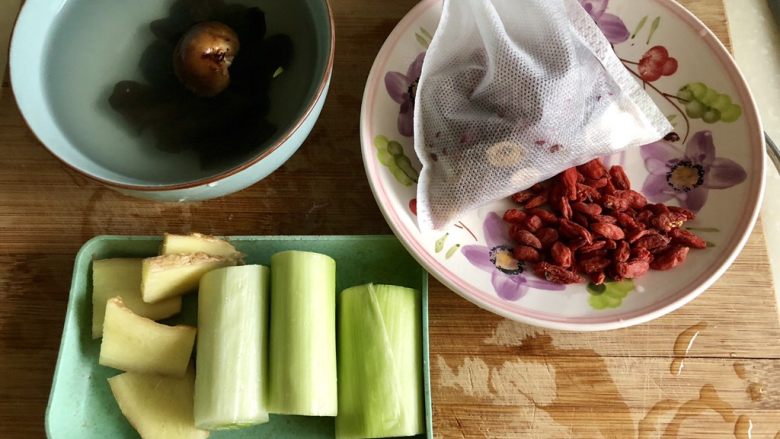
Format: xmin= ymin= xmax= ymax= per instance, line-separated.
xmin=385 ymin=52 xmax=425 ymax=137
xmin=640 ymin=130 xmax=747 ymax=212
xmin=461 ymin=212 xmax=564 ymax=301
xmin=579 ymin=0 xmax=630 ymax=44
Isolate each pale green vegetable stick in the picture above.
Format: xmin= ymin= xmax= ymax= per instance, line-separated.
xmin=336 ymin=284 xmax=424 ymax=439
xmin=194 ymin=265 xmax=270 ymax=429
xmin=267 ymin=251 xmax=337 ymax=416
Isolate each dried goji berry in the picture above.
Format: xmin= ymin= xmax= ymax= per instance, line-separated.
xmin=568 ymin=237 xmax=589 ymax=252
xmin=524 ymin=193 xmax=548 ymax=210
xmin=636 ymin=210 xmax=654 ymax=225
xmin=577 ymin=240 xmax=607 ymax=255
xmin=572 ymin=202 xmax=603 ymax=217
xmin=528 ymin=208 xmax=558 ymax=225
xmin=601 ymin=179 xmax=617 ymax=196
xmin=523 ymin=215 xmax=543 ymax=233
xmin=668 ymin=206 xmax=696 ymax=221
xmin=592 ymin=271 xmax=606 ymax=285
xmin=593 ymin=214 xmax=618 ymax=224
xmin=626 ymin=190 xmax=648 ymax=209
xmin=602 ymin=194 xmax=630 ymax=212
xmin=591 ymin=222 xmax=625 ymax=240
xmin=669 ymin=228 xmax=707 ymax=249
xmin=512 ymin=229 xmax=543 ymax=250
xmin=651 ymin=212 xmax=686 ymax=232
xmin=559 ymin=196 xmax=573 ymax=220
xmin=536 ymin=228 xmax=559 ymax=249
xmin=627 ymin=228 xmax=654 ymax=244
xmin=634 ymin=233 xmax=671 ymax=251
xmin=609 ymin=165 xmax=630 ymax=190
xmin=530 ymin=183 xmax=546 ymax=193
xmin=576 ymin=183 xmax=601 ymax=202
xmin=615 ymin=212 xmax=642 ymax=231
xmin=533 ymin=262 xmax=584 ymax=284
xmin=503 ymin=208 xmax=527 ymax=224
xmin=615 ymin=240 xmax=630 ymax=262
xmin=647 ymin=203 xmax=670 ymax=215
xmin=579 ymin=256 xmax=611 ymax=274
xmin=561 ymin=167 xmax=579 ymax=200
xmin=603 ymin=239 xmax=617 ymax=250
xmin=513 ymin=245 xmax=541 ymax=263
xmin=578 ymin=159 xmax=607 ymax=179
xmin=585 ymin=177 xmax=609 ymax=189
xmin=511 ymin=190 xmax=535 ymax=204
xmin=616 ymin=260 xmax=650 ymax=278
xmin=630 ymin=247 xmax=653 ymax=262
xmin=551 ymin=241 xmax=573 ymax=268
xmin=573 ymin=212 xmax=590 ymax=228
xmin=650 ymin=245 xmax=690 ymax=270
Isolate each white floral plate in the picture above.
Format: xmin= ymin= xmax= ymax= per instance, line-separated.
xmin=360 ymin=0 xmax=764 ymax=330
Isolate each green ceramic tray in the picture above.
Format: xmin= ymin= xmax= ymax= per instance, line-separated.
xmin=46 ymin=235 xmax=433 ymax=439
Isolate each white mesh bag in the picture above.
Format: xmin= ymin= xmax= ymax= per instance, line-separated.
xmin=414 ymin=0 xmax=672 ymax=230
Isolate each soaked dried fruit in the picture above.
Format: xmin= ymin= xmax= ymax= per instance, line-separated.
xmin=650 ymin=245 xmax=690 ymax=270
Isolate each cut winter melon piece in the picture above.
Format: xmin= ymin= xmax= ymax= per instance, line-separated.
xmin=99 ymin=297 xmax=196 ymax=376
xmin=108 ymin=369 xmax=209 ymax=439
xmin=141 ymin=253 xmax=237 ymax=303
xmin=92 ymin=258 xmax=181 ymax=338
xmin=161 ymin=233 xmax=242 ymax=259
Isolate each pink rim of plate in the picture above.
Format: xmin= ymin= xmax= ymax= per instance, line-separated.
xmin=360 ymin=0 xmax=765 ymax=331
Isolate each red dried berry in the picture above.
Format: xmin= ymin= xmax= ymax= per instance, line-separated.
xmin=616 ymin=260 xmax=650 ymax=279
xmin=572 ymin=202 xmax=603 ymax=217
xmin=511 ymin=190 xmax=535 ymax=204
xmin=524 ymin=215 xmax=543 ymax=233
xmin=602 ymin=194 xmax=630 ymax=212
xmin=603 ymin=239 xmax=617 ymax=250
xmin=561 ymin=167 xmax=579 ymax=200
xmin=524 ymin=193 xmax=548 ymax=210
xmin=585 ymin=177 xmax=610 ymax=189
xmin=578 ymin=159 xmax=607 ymax=179
xmin=528 ymin=208 xmax=558 ymax=225
xmin=576 ymin=183 xmax=601 ymax=202
xmin=577 ymin=240 xmax=607 ymax=255
xmin=615 ymin=240 xmax=630 ymax=262
xmin=533 ymin=262 xmax=584 ymax=284
xmin=636 ymin=210 xmax=654 ymax=225
xmin=503 ymin=208 xmax=527 ymax=224
xmin=650 ymin=245 xmax=690 ymax=270
xmin=615 ymin=212 xmax=642 ymax=231
xmin=530 ymin=183 xmax=546 ymax=193
xmin=536 ymin=228 xmax=559 ymax=249
xmin=512 ymin=229 xmax=543 ymax=250
xmin=592 ymin=271 xmax=607 ymax=285
xmin=651 ymin=212 xmax=687 ymax=232
xmin=592 ymin=214 xmax=618 ymax=225
xmin=669 ymin=228 xmax=707 ymax=249
xmin=634 ymin=233 xmax=671 ymax=252
xmin=551 ymin=241 xmax=573 ymax=268
xmin=647 ymin=203 xmax=670 ymax=215
xmin=668 ymin=206 xmax=696 ymax=221
xmin=626 ymin=190 xmax=648 ymax=209
xmin=591 ymin=222 xmax=625 ymax=240
xmin=630 ymin=247 xmax=653 ymax=262
xmin=627 ymin=228 xmax=654 ymax=244
xmin=609 ymin=165 xmax=630 ymax=190
xmin=573 ymin=212 xmax=590 ymax=228
xmin=568 ymin=237 xmax=589 ymax=252
xmin=579 ymin=256 xmax=611 ymax=274
xmin=513 ymin=245 xmax=541 ymax=263
xmin=558 ymin=197 xmax=573 ymax=220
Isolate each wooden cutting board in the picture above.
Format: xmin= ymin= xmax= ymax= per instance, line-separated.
xmin=0 ymin=0 xmax=777 ymax=438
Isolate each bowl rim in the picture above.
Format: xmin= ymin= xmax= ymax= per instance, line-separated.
xmin=10 ymin=0 xmax=336 ymax=192
xmin=359 ymin=0 xmax=766 ymax=331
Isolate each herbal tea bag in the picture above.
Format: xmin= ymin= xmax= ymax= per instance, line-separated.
xmin=414 ymin=0 xmax=671 ymax=230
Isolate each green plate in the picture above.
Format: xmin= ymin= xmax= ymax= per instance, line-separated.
xmin=46 ymin=235 xmax=433 ymax=438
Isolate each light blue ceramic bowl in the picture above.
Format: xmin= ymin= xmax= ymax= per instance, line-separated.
xmin=11 ymin=0 xmax=334 ymax=201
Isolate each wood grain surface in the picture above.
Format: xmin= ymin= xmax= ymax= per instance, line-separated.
xmin=0 ymin=0 xmax=777 ymax=438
